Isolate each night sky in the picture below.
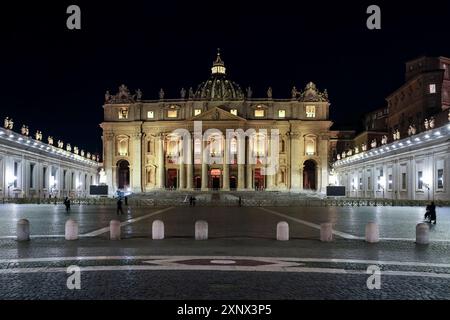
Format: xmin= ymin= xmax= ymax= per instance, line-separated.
xmin=1 ymin=1 xmax=450 ymax=154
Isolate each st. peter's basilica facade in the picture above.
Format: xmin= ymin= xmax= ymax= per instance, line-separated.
xmin=101 ymin=52 xmax=332 ymax=195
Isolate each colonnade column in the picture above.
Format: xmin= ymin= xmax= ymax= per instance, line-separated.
xmin=246 ymin=136 xmax=253 ymax=189
xmin=186 ymin=136 xmax=193 ymax=190
xmin=157 ymin=133 xmax=165 ymax=189
xmin=237 ymin=136 xmax=245 ymax=190
xmin=222 ymin=138 xmax=230 ymax=191
xmin=201 ymin=141 xmax=208 ymax=191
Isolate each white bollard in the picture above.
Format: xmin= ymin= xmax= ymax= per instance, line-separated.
xmin=365 ymin=222 xmax=379 ymax=243
xmin=16 ymin=219 xmax=30 ymax=241
xmin=152 ymin=220 xmax=165 ymax=240
xmin=276 ymin=221 xmax=289 ymax=241
xmin=110 ymin=220 xmax=121 ymax=240
xmin=416 ymin=223 xmax=430 ymax=245
xmin=320 ymin=223 xmax=334 ymax=242
xmin=195 ymin=220 xmax=208 ymax=240
xmin=65 ymin=219 xmax=79 ymax=240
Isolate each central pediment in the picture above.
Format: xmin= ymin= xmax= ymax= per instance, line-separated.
xmin=190 ymin=107 xmax=246 ymax=121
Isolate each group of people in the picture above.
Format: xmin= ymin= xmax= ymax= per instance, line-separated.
xmin=63 ymin=197 xmax=71 ymax=212
xmin=188 ymin=196 xmax=197 ymax=207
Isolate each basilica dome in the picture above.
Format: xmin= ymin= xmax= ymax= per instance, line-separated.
xmin=194 ymin=51 xmax=244 ymax=101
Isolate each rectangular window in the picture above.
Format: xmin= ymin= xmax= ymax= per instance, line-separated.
xmin=401 ymin=173 xmax=407 ymax=190
xmin=359 ymin=177 xmax=363 ymax=190
xmin=306 ymin=105 xmax=316 ymax=118
xmin=167 ymin=110 xmax=178 ymax=118
xmin=429 ymin=84 xmax=436 ymax=94
xmin=278 ymin=109 xmax=286 ymax=118
xmin=43 ymin=167 xmax=47 ymax=189
xmin=147 ymin=111 xmax=154 ymax=119
xmin=417 ymin=171 xmax=423 ymax=190
xmin=230 ymin=109 xmax=238 ymax=116
xmin=437 ymin=169 xmax=444 ymax=189
xmin=367 ymin=176 xmax=372 ymax=191
xmin=30 ymin=164 xmax=35 ymax=189
xmin=388 ymin=174 xmax=393 ymax=191
xmin=194 ymin=109 xmax=202 ymax=116
xmin=63 ymin=170 xmax=67 ymax=190
xmin=13 ymin=162 xmax=18 ymax=188
xmin=118 ymin=108 xmax=129 ymax=119
xmin=254 ymin=109 xmax=265 ymax=117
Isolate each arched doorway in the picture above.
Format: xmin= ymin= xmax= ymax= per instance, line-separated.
xmin=303 ymin=160 xmax=317 ymax=190
xmin=210 ymin=169 xmax=221 ymax=190
xmin=117 ymin=160 xmax=130 ymax=189
xmin=194 ymin=176 xmax=201 ymax=189
xmin=230 ymin=176 xmax=237 ymax=190
xmin=167 ymin=169 xmax=177 ymax=189
xmin=254 ymin=168 xmax=265 ymax=190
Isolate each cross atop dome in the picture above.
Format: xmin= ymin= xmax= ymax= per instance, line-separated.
xmin=211 ymin=48 xmax=226 ymax=75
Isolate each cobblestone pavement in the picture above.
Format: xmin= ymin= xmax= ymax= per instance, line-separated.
xmin=0 ymin=204 xmax=449 ymax=299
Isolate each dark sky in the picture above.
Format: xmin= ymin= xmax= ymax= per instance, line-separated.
xmin=1 ymin=0 xmax=450 ymax=154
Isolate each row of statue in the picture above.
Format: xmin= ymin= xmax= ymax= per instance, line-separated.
xmin=107 ymin=82 xmax=328 ymax=102
xmin=3 ymin=117 xmax=99 ymax=162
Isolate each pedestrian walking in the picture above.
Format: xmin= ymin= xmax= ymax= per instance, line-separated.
xmin=64 ymin=197 xmax=71 ymax=213
xmin=238 ymin=196 xmax=242 ymax=207
xmin=117 ymin=198 xmax=124 ymax=215
xmin=189 ymin=196 xmax=193 ymax=207
xmin=192 ymin=196 xmax=196 ymax=207
xmin=124 ymin=196 xmax=128 ymax=206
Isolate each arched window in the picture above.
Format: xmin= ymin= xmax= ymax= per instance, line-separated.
xmin=305 ymin=136 xmax=316 ymax=156
xmin=209 ymin=134 xmax=223 ymax=156
xmin=167 ymin=138 xmax=179 ymax=157
xmin=194 ymin=138 xmax=202 ymax=155
xmin=116 ymin=136 xmax=129 ymax=156
xmin=230 ymin=137 xmax=238 ymax=154
xmin=253 ymin=134 xmax=266 ymax=157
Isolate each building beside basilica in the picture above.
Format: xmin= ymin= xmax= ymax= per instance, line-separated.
xmin=333 ymin=56 xmax=450 ymax=201
xmin=101 ymin=52 xmax=333 ymax=195
xmin=0 ymin=121 xmax=100 ymax=199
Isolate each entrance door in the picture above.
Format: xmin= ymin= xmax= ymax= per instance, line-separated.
xmin=210 ymin=169 xmax=221 ymax=190
xmin=230 ymin=176 xmax=237 ymax=189
xmin=195 ymin=176 xmax=201 ymax=189
xmin=254 ymin=168 xmax=265 ymax=190
xmin=117 ymin=160 xmax=130 ymax=189
xmin=167 ymin=169 xmax=178 ymax=189
xmin=303 ymin=160 xmax=317 ymax=190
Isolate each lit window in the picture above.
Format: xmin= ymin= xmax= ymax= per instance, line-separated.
xmin=254 ymin=109 xmax=265 ymax=117
xmin=417 ymin=171 xmax=423 ymax=189
xmin=278 ymin=109 xmax=286 ymax=118
xmin=306 ymin=105 xmax=316 ymax=118
xmin=230 ymin=137 xmax=237 ymax=154
xmin=147 ymin=111 xmax=154 ymax=119
xmin=429 ymin=84 xmax=436 ymax=94
xmin=167 ymin=110 xmax=178 ymax=118
xmin=253 ymin=134 xmax=266 ymax=157
xmin=437 ymin=169 xmax=444 ymax=189
xmin=194 ymin=109 xmax=202 ymax=116
xmin=118 ymin=108 xmax=128 ymax=119
xmin=230 ymin=109 xmax=238 ymax=116
xmin=305 ymin=137 xmax=315 ymax=155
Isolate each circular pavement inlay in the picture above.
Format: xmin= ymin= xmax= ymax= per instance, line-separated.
xmin=210 ymin=260 xmax=237 ymax=265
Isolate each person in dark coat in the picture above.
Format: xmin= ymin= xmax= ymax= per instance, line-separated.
xmin=64 ymin=197 xmax=71 ymax=212
xmin=189 ymin=196 xmax=193 ymax=207
xmin=429 ymin=201 xmax=437 ymax=224
xmin=238 ymin=196 xmax=242 ymax=207
xmin=124 ymin=196 xmax=128 ymax=206
xmin=117 ymin=198 xmax=124 ymax=215
xmin=192 ymin=196 xmax=196 ymax=207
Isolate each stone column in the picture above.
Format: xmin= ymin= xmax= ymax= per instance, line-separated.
xmin=290 ymin=132 xmax=301 ymax=191
xmin=157 ymin=134 xmax=165 ymax=189
xmin=104 ymin=132 xmax=115 ymax=196
xmin=237 ymin=135 xmax=245 ymax=190
xmin=201 ymin=141 xmax=208 ymax=191
xmin=246 ymin=136 xmax=253 ymax=189
xmin=131 ymin=133 xmax=142 ymax=193
xmin=179 ymin=138 xmax=185 ymax=190
xmin=266 ymin=137 xmax=274 ymax=190
xmin=186 ymin=136 xmax=193 ymax=190
xmin=222 ymin=136 xmax=230 ymax=191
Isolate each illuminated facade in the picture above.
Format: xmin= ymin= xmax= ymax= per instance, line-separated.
xmin=101 ymin=52 xmax=333 ymax=194
xmin=0 ymin=124 xmax=100 ymax=199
